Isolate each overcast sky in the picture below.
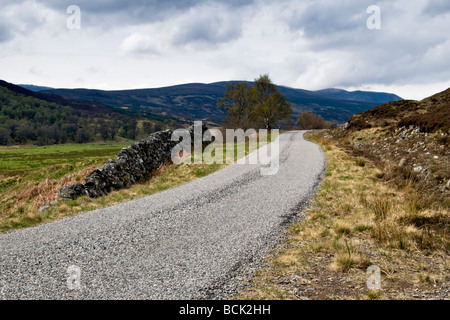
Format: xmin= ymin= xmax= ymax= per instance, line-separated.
xmin=0 ymin=0 xmax=449 ymax=100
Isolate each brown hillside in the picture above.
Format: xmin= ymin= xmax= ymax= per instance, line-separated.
xmin=347 ymin=87 xmax=450 ymax=133
xmin=333 ymin=87 xmax=449 ymax=204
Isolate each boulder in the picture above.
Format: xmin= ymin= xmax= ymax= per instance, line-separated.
xmin=59 ymin=183 xmax=86 ymax=200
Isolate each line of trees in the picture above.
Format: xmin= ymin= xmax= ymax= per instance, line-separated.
xmin=218 ymin=75 xmax=292 ymax=130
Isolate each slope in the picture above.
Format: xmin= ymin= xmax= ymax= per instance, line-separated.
xmin=338 ymin=86 xmax=450 ymax=200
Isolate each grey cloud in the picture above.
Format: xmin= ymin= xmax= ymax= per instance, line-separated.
xmin=172 ymin=12 xmax=243 ymax=48
xmin=289 ymin=0 xmax=374 ymax=37
xmin=38 ymin=0 xmax=254 ymax=27
xmin=0 ymin=1 xmax=52 ymax=43
xmin=0 ymin=0 xmax=254 ymax=45
xmin=0 ymin=22 xmax=12 ymax=43
xmin=422 ymin=0 xmax=450 ymax=16
xmin=2 ymin=0 xmax=448 ymax=92
xmin=283 ymin=0 xmax=450 ymax=88
xmin=116 ymin=1 xmax=251 ymax=53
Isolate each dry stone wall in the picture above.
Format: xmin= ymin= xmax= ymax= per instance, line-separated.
xmin=59 ymin=124 xmax=207 ymax=200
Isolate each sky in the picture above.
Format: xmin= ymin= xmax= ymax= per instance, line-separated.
xmin=0 ymin=0 xmax=449 ymax=100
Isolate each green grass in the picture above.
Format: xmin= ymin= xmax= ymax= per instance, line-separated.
xmin=0 ymin=143 xmax=129 ymax=175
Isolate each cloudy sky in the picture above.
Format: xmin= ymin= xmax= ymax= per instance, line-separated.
xmin=0 ymin=0 xmax=449 ymax=100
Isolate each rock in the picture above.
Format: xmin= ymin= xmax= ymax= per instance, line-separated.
xmin=59 ymin=183 xmax=86 ymax=200
xmin=38 ymin=200 xmax=60 ymax=214
xmin=442 ymin=180 xmax=450 ymax=193
xmin=413 ymin=165 xmax=425 ymax=173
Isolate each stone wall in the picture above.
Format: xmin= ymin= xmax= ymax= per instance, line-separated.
xmin=59 ymin=124 xmax=206 ymax=200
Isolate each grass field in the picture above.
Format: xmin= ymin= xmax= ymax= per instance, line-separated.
xmin=0 ymin=143 xmax=130 ymax=176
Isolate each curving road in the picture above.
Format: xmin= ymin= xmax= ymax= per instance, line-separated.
xmin=0 ymin=131 xmax=325 ymax=300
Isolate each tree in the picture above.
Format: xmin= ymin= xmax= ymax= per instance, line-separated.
xmin=75 ymin=128 xmax=91 ymax=143
xmin=6 ymin=120 xmax=19 ymax=139
xmin=15 ymin=124 xmax=36 ymax=144
xmin=218 ymin=82 xmax=252 ymax=129
xmin=141 ymin=121 xmax=154 ymax=136
xmin=218 ymin=75 xmax=292 ymax=130
xmin=98 ymin=120 xmax=110 ymax=141
xmin=249 ymin=75 xmax=292 ymax=129
xmin=62 ymin=123 xmax=78 ymax=141
xmin=0 ymin=128 xmax=12 ymax=146
xmin=297 ymin=112 xmax=337 ymax=130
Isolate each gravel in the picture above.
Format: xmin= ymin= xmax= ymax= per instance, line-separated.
xmin=0 ymin=131 xmax=325 ymax=300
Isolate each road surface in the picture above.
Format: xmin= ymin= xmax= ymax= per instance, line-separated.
xmin=0 ymin=130 xmax=325 ymax=299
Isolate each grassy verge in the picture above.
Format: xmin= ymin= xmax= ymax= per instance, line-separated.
xmin=0 ymin=132 xmax=276 ymax=234
xmin=237 ymin=131 xmax=449 ymax=300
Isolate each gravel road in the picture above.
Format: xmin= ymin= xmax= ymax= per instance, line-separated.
xmin=0 ymin=131 xmax=325 ymax=300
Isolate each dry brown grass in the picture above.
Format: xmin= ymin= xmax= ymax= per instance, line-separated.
xmin=13 ymin=165 xmax=98 ymax=211
xmin=0 ymin=164 xmax=105 ymax=232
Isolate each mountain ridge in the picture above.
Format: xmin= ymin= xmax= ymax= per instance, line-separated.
xmin=28 ymin=81 xmax=402 ymax=124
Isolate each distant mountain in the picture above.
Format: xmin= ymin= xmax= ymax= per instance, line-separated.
xmin=43 ymin=83 xmax=224 ymax=124
xmin=315 ymin=88 xmax=402 ymax=105
xmin=274 ymin=85 xmax=402 ymax=124
xmin=18 ymin=84 xmax=55 ymax=92
xmin=41 ymin=82 xmax=402 ymax=124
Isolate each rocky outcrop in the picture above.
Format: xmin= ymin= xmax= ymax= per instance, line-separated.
xmin=59 ymin=124 xmax=207 ymax=200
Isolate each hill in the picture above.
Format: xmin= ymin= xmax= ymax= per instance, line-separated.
xmin=335 ymin=87 xmax=450 ymax=200
xmin=0 ymin=80 xmax=177 ymax=145
xmin=1 ymin=80 xmax=125 ymax=116
xmin=315 ymin=88 xmax=401 ymax=105
xmin=41 ymin=82 xmax=402 ymax=125
xmin=42 ymin=83 xmax=224 ymax=125
xmin=346 ymin=88 xmax=450 ymax=133
xmin=17 ymin=84 xmax=55 ymax=92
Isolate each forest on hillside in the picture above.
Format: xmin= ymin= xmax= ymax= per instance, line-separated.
xmin=0 ymin=86 xmax=168 ymax=146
